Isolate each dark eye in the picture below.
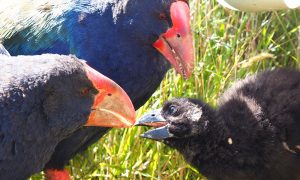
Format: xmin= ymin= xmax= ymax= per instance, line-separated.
xmin=167 ymin=105 xmax=178 ymax=116
xmin=159 ymin=13 xmax=167 ymax=20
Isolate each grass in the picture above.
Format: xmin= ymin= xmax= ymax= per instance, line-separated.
xmin=30 ymin=0 xmax=299 ymax=179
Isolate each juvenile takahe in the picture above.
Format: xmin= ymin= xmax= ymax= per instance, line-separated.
xmin=0 ymin=53 xmax=135 ymax=179
xmin=0 ymin=0 xmax=195 ymax=178
xmin=136 ymin=69 xmax=300 ymax=180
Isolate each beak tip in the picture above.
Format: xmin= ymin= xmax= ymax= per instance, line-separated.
xmin=134 ymin=119 xmax=142 ymax=126
xmin=139 ymin=132 xmax=155 ymax=140
xmin=134 ymin=122 xmax=141 ymax=126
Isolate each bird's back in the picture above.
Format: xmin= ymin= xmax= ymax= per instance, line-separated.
xmin=249 ymin=69 xmax=300 ymax=153
xmin=217 ymin=69 xmax=300 ymax=179
xmin=220 ymin=69 xmax=300 ymax=137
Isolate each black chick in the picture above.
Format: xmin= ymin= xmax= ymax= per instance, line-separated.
xmin=136 ymin=68 xmax=300 ymax=180
xmin=0 ymin=54 xmax=135 ymax=179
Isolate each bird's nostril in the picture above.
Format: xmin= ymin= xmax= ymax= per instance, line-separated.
xmin=107 ymin=93 xmax=112 ymax=96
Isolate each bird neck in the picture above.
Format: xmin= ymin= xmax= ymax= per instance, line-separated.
xmin=191 ymin=99 xmax=269 ymax=178
xmin=179 ymin=111 xmax=236 ymax=175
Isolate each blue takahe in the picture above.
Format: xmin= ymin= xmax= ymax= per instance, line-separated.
xmin=0 ymin=0 xmax=195 ymax=178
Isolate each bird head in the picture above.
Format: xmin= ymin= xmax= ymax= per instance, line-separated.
xmin=135 ymin=98 xmax=212 ymax=148
xmin=65 ymin=0 xmax=195 ymax=98
xmin=152 ymin=1 xmax=195 ymax=79
xmin=46 ymin=59 xmax=136 ymax=129
xmin=119 ymin=0 xmax=195 ymax=79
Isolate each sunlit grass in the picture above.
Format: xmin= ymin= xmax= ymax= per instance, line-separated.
xmin=30 ymin=0 xmax=299 ymax=179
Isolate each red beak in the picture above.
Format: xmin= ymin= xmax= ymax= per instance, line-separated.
xmin=84 ymin=65 xmax=136 ymax=128
xmin=153 ymin=1 xmax=195 ymax=79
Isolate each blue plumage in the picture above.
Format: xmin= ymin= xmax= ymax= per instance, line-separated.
xmin=2 ymin=0 xmax=171 ymax=105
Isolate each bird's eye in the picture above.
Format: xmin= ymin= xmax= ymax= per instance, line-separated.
xmin=167 ymin=105 xmax=178 ymax=116
xmin=159 ymin=13 xmax=167 ymax=20
xmin=80 ymin=87 xmax=91 ymax=96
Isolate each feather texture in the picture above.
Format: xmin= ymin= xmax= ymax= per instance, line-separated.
xmin=0 ymin=0 xmax=174 ymax=174
xmin=0 ymin=54 xmax=96 ymax=179
xmin=139 ymin=69 xmax=300 ymax=180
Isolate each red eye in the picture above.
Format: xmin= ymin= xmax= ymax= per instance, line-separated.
xmin=80 ymin=87 xmax=90 ymax=96
xmin=177 ymin=0 xmax=188 ymax=3
xmin=159 ymin=13 xmax=167 ymax=20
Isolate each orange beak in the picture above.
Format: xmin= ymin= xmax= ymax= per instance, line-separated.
xmin=84 ymin=65 xmax=136 ymax=128
xmin=153 ymin=1 xmax=195 ymax=79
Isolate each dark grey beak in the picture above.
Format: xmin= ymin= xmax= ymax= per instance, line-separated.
xmin=135 ymin=109 xmax=173 ymax=140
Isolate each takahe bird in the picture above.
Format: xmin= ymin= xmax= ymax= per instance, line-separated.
xmin=0 ymin=53 xmax=135 ymax=179
xmin=0 ymin=0 xmax=195 ymax=178
xmin=136 ymin=69 xmax=300 ymax=180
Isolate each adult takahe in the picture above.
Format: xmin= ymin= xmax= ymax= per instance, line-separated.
xmin=0 ymin=0 xmax=195 ymax=178
xmin=0 ymin=53 xmax=135 ymax=179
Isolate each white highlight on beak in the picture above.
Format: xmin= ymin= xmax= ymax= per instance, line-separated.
xmin=99 ymin=108 xmax=132 ymax=126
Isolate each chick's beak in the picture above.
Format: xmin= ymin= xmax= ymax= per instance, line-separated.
xmin=84 ymin=65 xmax=136 ymax=128
xmin=135 ymin=109 xmax=173 ymax=140
xmin=153 ymin=1 xmax=195 ymax=79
